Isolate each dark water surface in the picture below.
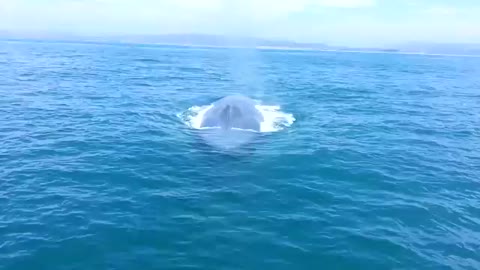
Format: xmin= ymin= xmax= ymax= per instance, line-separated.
xmin=1 ymin=40 xmax=480 ymax=270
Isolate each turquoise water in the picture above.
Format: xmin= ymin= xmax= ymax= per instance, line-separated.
xmin=1 ymin=40 xmax=480 ymax=270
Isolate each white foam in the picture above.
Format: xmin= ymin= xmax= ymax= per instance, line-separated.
xmin=255 ymin=104 xmax=295 ymax=132
xmin=177 ymin=105 xmax=213 ymax=129
xmin=177 ymin=100 xmax=295 ymax=133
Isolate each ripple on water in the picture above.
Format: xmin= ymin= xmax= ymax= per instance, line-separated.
xmin=1 ymin=41 xmax=480 ymax=270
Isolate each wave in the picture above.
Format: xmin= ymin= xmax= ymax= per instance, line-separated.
xmin=134 ymin=58 xmax=162 ymax=63
xmin=177 ymin=100 xmax=295 ymax=133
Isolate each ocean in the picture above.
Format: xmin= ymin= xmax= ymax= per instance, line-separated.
xmin=1 ymin=40 xmax=479 ymax=270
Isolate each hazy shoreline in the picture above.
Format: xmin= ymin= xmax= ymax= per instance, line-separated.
xmin=2 ymin=38 xmax=480 ymax=58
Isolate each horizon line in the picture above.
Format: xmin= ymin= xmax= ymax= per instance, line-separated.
xmin=2 ymin=37 xmax=480 ymax=58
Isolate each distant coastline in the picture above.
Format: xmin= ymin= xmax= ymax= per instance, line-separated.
xmin=1 ymin=32 xmax=480 ymax=57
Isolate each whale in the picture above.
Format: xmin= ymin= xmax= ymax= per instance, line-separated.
xmin=200 ymin=95 xmax=263 ymax=131
xmin=197 ymin=95 xmax=263 ymax=150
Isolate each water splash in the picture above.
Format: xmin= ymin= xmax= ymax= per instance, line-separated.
xmin=177 ymin=100 xmax=295 ymax=133
xmin=255 ymin=104 xmax=295 ymax=132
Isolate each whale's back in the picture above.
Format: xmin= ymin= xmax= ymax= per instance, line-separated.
xmin=200 ymin=95 xmax=263 ymax=131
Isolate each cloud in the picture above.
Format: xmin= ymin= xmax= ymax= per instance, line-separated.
xmin=0 ymin=0 xmax=376 ymax=22
xmin=1 ymin=0 xmax=479 ymax=45
xmin=425 ymin=6 xmax=459 ymax=16
xmin=0 ymin=0 xmax=378 ymax=36
xmin=313 ymin=0 xmax=375 ymax=8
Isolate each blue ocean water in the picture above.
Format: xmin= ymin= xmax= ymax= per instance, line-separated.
xmin=1 ymin=40 xmax=480 ymax=270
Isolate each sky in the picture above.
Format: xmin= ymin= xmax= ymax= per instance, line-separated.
xmin=0 ymin=0 xmax=479 ymax=46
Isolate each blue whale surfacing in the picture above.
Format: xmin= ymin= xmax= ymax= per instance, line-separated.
xmin=198 ymin=95 xmax=263 ymax=150
xmin=200 ymin=95 xmax=263 ymax=132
